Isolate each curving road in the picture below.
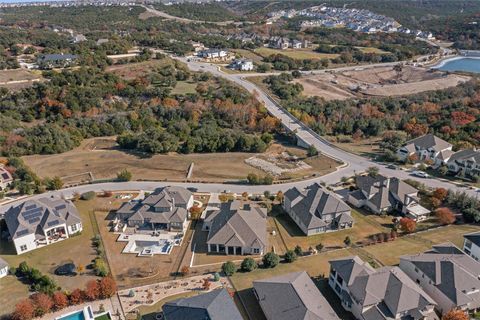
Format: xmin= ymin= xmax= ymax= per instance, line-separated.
xmin=0 ymin=58 xmax=477 ymax=210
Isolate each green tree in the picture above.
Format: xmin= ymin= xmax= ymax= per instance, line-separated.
xmin=116 ymin=169 xmax=132 ymax=182
xmin=262 ymin=252 xmax=280 ymax=268
xmin=45 ymin=176 xmax=63 ymax=190
xmin=284 ymin=250 xmax=297 ymax=263
xmin=222 ymin=261 xmax=236 ymax=276
xmin=307 ymin=145 xmax=318 ymax=157
xmin=366 ymin=166 xmax=380 ymax=177
xmin=344 ymin=236 xmax=352 ymax=247
xmin=294 ymin=245 xmax=303 ymax=256
xmin=240 ymin=257 xmax=257 ymax=272
xmin=247 ymin=173 xmax=259 ymax=185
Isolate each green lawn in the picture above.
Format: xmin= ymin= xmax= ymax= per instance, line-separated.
xmin=231 ymin=49 xmax=264 ymax=63
xmin=254 ymin=47 xmax=338 ymax=60
xmin=171 ymin=81 xmax=197 ymax=94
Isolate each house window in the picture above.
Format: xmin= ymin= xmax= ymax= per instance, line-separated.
xmin=253 ymin=248 xmax=260 ymax=254
xmin=71 ymin=224 xmax=77 ymax=232
xmin=20 ymin=245 xmax=27 ymax=252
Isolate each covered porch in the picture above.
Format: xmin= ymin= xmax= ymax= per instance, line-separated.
xmin=207 ymin=243 xmax=243 ymax=255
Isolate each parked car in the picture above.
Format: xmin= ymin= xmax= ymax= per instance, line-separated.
xmin=55 ymin=263 xmax=76 ymax=276
xmin=386 ymin=164 xmax=399 ymax=170
xmin=412 ymin=171 xmax=429 ymax=178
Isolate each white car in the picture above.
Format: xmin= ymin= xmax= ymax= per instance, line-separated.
xmin=412 ymin=171 xmax=429 ymax=178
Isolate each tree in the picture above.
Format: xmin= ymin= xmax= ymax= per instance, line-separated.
xmin=435 ymin=207 xmax=456 ymax=225
xmin=213 ymin=272 xmax=220 ymax=282
xmin=77 ymin=264 xmax=85 ymax=275
xmin=222 ymin=261 xmax=236 ymax=276
xmin=247 ymin=173 xmax=259 ymax=185
xmin=433 ymin=188 xmax=448 ymax=202
xmin=98 ymin=277 xmax=117 ymax=299
xmin=307 ymin=144 xmax=318 ymax=157
xmin=284 ymin=250 xmax=297 ymax=263
xmin=81 ymin=191 xmax=96 ymax=200
xmin=45 ymin=176 xmax=64 ymax=190
xmin=241 ymin=257 xmax=257 ymax=272
xmin=262 ymin=252 xmax=280 ymax=268
xmin=344 ymin=236 xmax=352 ymax=247
xmin=116 ymin=169 xmax=132 ymax=182
xmin=276 ymin=191 xmax=284 ymax=202
xmin=32 ymin=293 xmax=53 ymax=317
xmin=69 ymin=289 xmax=83 ymax=305
xmin=442 ymin=309 xmax=469 ymax=320
xmin=52 ymin=291 xmax=68 ymax=310
xmin=12 ymin=299 xmax=35 ymax=320
xmin=180 ymin=266 xmax=190 ymax=276
xmin=366 ymin=166 xmax=379 ymax=177
xmin=85 ymin=280 xmax=99 ymax=301
xmin=294 ymin=245 xmax=303 ymax=257
xmin=202 ymin=278 xmax=211 ymax=291
xmin=399 ymin=217 xmax=416 ymax=233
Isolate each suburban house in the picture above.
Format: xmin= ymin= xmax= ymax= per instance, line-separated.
xmin=463 ymin=232 xmax=480 ymax=261
xmin=399 ymin=243 xmax=480 ymax=314
xmin=328 ymin=256 xmax=437 ymax=320
xmin=203 ymin=201 xmax=267 ymax=255
xmin=348 ymin=175 xmax=430 ymax=221
xmin=0 ymin=257 xmax=8 ymax=279
xmin=116 ymin=186 xmax=193 ymax=232
xmin=162 ymin=288 xmax=242 ymax=320
xmin=446 ymin=149 xmax=480 ymax=178
xmin=229 ymin=59 xmax=254 ymax=71
xmin=396 ymin=134 xmax=453 ymax=165
xmin=37 ymin=54 xmax=78 ymax=69
xmin=197 ymin=49 xmax=229 ymax=61
xmin=4 ymin=197 xmax=82 ymax=255
xmin=283 ymin=183 xmax=353 ymax=235
xmin=0 ymin=166 xmax=13 ymax=190
xmin=253 ymin=271 xmax=339 ymax=320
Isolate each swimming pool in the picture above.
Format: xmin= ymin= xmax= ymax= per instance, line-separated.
xmin=58 ymin=311 xmax=85 ymax=320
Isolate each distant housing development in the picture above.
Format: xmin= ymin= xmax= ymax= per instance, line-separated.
xmin=253 ymin=271 xmax=339 ymax=320
xmin=4 ymin=197 xmax=82 ymax=254
xmin=203 ymin=201 xmax=267 ymax=255
xmin=329 ymin=256 xmax=437 ymax=320
xmin=399 ymin=243 xmax=480 ymax=314
xmin=283 ymin=183 xmax=353 ymax=235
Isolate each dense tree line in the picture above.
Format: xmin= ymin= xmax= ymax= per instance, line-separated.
xmin=264 ymin=73 xmax=480 ymax=148
xmin=154 ymin=3 xmax=241 ymax=22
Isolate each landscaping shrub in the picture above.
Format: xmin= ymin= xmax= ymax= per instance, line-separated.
xmin=284 ymin=250 xmax=297 ymax=263
xmin=222 ymin=261 xmax=236 ymax=276
xmin=93 ymin=258 xmax=108 ymax=277
xmin=80 ymin=191 xmax=96 ymax=200
xmin=262 ymin=252 xmax=280 ymax=268
xmin=294 ymin=245 xmax=303 ymax=256
xmin=213 ymin=272 xmax=220 ymax=282
xmin=116 ymin=169 xmax=132 ymax=182
xmin=240 ymin=258 xmax=257 ymax=272
xmin=16 ymin=262 xmax=57 ymax=295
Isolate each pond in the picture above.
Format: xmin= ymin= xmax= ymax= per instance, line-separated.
xmin=434 ymin=56 xmax=480 ymax=73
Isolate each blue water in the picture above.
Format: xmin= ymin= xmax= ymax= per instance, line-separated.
xmin=436 ymin=57 xmax=480 ymax=73
xmin=57 ymin=311 xmax=85 ymax=320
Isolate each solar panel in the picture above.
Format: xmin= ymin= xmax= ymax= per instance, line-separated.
xmin=28 ymin=217 xmax=41 ymax=224
xmin=47 ymin=220 xmax=59 ymax=227
xmin=16 ymin=230 xmax=29 ymax=237
xmin=1 ymin=173 xmax=9 ymax=179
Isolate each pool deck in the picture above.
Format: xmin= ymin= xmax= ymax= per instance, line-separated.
xmin=118 ymin=232 xmax=183 ymax=256
xmin=40 ymin=299 xmax=120 ymax=320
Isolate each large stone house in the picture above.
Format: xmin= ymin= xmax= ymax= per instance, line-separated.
xmin=4 ymin=197 xmax=82 ymax=255
xmin=37 ymin=54 xmax=77 ymax=69
xmin=399 ymin=243 xmax=480 ymax=315
xmin=446 ymin=149 xmax=480 ymax=178
xmin=396 ymin=134 xmax=453 ymax=165
xmin=203 ymin=201 xmax=267 ymax=256
xmin=328 ymin=256 xmax=437 ymax=320
xmin=253 ymin=271 xmax=339 ymax=320
xmin=463 ymin=232 xmax=480 ymax=261
xmin=283 ymin=183 xmax=353 ymax=236
xmin=348 ymin=175 xmax=430 ymax=221
xmin=116 ymin=186 xmax=193 ymax=232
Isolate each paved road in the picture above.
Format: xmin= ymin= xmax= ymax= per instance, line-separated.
xmin=0 ymin=58 xmax=477 ymax=210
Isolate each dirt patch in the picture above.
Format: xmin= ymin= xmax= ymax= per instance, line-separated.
xmin=106 ymin=60 xmax=174 ymax=80
xmin=296 ymin=66 xmax=470 ymax=100
xmin=0 ymin=69 xmax=44 ymax=90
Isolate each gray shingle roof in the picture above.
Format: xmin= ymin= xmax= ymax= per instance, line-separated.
xmin=38 ymin=54 xmax=77 ymax=61
xmin=4 ymin=197 xmax=81 ymax=240
xmin=285 ymin=183 xmax=351 ymax=230
xmin=253 ymin=271 xmax=339 ymax=320
xmin=464 ymin=232 xmax=480 ymax=247
xmin=329 ymin=256 xmax=375 ymax=286
xmin=206 ymin=201 xmax=267 ymax=248
xmin=447 ymin=149 xmax=480 ymax=164
xmin=400 ymin=243 xmax=480 ymax=309
xmin=162 ymin=288 xmax=242 ymax=320
xmin=404 ymin=134 xmax=452 ymax=151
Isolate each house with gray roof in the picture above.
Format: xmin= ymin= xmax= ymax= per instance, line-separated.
xmin=329 ymin=256 xmax=437 ymax=320
xmin=0 ymin=257 xmax=9 ymax=279
xmin=463 ymin=232 xmax=480 ymax=261
xmin=397 ymin=134 xmax=453 ymax=166
xmin=399 ymin=243 xmax=480 ymax=315
xmin=284 ymin=183 xmax=353 ymax=236
xmin=0 ymin=166 xmax=13 ymax=190
xmin=203 ymin=201 xmax=267 ymax=255
xmin=447 ymin=149 xmax=480 ymax=178
xmin=116 ymin=186 xmax=193 ymax=232
xmin=37 ymin=53 xmax=78 ymax=69
xmin=162 ymin=288 xmax=242 ymax=320
xmin=348 ymin=175 xmax=430 ymax=221
xmin=253 ymin=271 xmax=339 ymax=320
xmin=4 ymin=197 xmax=82 ymax=255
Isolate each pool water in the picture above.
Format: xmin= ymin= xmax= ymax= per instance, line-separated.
xmin=58 ymin=311 xmax=85 ymax=320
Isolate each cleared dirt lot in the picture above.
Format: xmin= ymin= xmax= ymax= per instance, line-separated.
xmin=22 ymin=137 xmax=338 ymax=184
xmin=0 ymin=69 xmax=44 ymax=90
xmin=295 ymin=66 xmax=470 ymax=100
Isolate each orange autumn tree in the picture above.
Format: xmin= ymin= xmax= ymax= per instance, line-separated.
xmin=435 ymin=207 xmax=456 ymax=225
xmin=12 ymin=299 xmax=35 ymax=320
xmin=442 ymin=309 xmax=469 ymax=320
xmin=399 ymin=218 xmax=416 ymax=233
